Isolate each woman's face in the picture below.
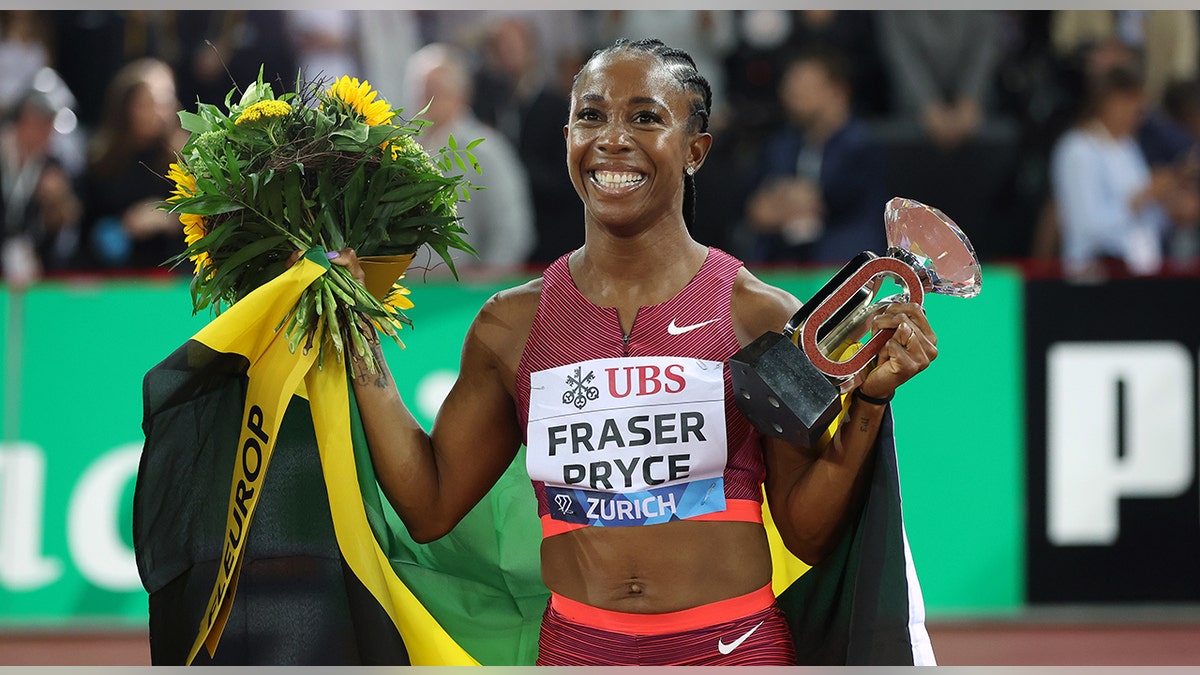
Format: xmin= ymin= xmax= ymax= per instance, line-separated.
xmin=126 ymin=68 xmax=178 ymax=144
xmin=126 ymin=85 xmax=161 ymax=140
xmin=1098 ymin=88 xmax=1146 ymax=138
xmin=565 ymin=50 xmax=710 ymax=233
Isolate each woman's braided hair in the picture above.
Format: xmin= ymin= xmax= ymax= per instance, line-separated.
xmin=574 ymin=38 xmax=713 ymax=228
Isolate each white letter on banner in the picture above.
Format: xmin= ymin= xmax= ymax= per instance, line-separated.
xmin=0 ymin=442 xmax=63 ymax=590
xmin=67 ymin=443 xmax=143 ymax=591
xmin=1047 ymin=342 xmax=1194 ymax=545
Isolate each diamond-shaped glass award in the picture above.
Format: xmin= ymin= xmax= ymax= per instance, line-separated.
xmin=728 ymin=197 xmax=981 ymax=447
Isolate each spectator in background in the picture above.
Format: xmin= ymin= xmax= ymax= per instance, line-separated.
xmin=285 ymin=10 xmax=360 ymax=85
xmin=1162 ymin=79 xmax=1200 ymax=264
xmin=1070 ymin=36 xmax=1197 ymax=168
xmin=1049 ymin=63 xmax=1186 ymax=279
xmin=82 ymin=58 xmax=187 ymax=272
xmin=1051 ymin=10 xmax=1198 ymax=111
xmin=789 ymin=11 xmax=890 ymax=119
xmin=1035 ymin=36 xmax=1200 ymax=269
xmin=471 ymin=16 xmax=578 ymax=266
xmin=877 ymin=10 xmax=1003 ymax=150
xmin=739 ymin=46 xmax=887 ymax=265
xmin=0 ymin=11 xmax=52 ymax=117
xmin=1165 ymin=79 xmax=1200 ymax=142
xmin=357 ymin=10 xmax=421 ymax=117
xmin=404 ymin=42 xmax=535 ymax=276
xmin=175 ymin=10 xmax=299 ymax=111
xmin=1 ymin=89 xmax=82 ymax=284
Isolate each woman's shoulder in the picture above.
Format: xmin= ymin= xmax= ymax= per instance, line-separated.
xmin=467 ymin=277 xmax=544 ymax=368
xmin=730 ymin=266 xmax=803 ymax=347
xmin=485 ymin=276 xmax=544 ymax=321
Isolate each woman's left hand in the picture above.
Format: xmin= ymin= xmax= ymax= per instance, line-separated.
xmin=857 ymin=302 xmax=938 ymax=400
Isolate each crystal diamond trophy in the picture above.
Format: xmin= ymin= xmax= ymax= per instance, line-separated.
xmin=728 ymin=197 xmax=982 ymax=447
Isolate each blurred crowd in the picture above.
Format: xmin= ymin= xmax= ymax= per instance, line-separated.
xmin=1 ymin=9 xmax=1199 ymax=285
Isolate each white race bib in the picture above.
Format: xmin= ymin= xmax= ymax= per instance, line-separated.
xmin=527 ymin=356 xmax=728 ymax=527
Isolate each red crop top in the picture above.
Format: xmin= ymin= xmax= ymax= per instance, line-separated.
xmin=515 ymin=248 xmax=766 ymax=538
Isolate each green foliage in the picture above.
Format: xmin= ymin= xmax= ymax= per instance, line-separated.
xmin=162 ymin=69 xmax=483 ymax=372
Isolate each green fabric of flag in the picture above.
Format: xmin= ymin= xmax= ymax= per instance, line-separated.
xmin=137 ymin=343 xmax=931 ymax=665
xmin=778 ymin=407 xmax=935 ymax=665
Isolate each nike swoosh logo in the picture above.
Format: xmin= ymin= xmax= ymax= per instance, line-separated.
xmin=667 ymin=318 xmax=720 ymax=335
xmin=717 ymin=620 xmax=763 ymax=655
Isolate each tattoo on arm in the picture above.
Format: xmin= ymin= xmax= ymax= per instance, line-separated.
xmin=351 ymin=339 xmax=391 ymax=388
xmin=370 ymin=340 xmax=389 ymax=387
xmin=858 ymin=416 xmax=871 ymax=433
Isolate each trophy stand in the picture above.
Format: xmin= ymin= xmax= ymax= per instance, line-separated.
xmin=729 ymin=197 xmax=982 ymax=448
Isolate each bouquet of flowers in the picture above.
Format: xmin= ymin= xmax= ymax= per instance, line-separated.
xmin=163 ymin=69 xmax=480 ymax=373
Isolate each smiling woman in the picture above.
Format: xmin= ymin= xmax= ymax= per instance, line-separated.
xmin=338 ymin=37 xmax=941 ymax=666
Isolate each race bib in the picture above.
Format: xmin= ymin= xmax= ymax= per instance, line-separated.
xmin=527 ymin=356 xmax=728 ymax=527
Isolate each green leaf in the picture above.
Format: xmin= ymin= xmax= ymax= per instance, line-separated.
xmin=319 ymin=203 xmax=345 ymax=251
xmin=283 ymin=165 xmax=306 ymax=227
xmin=178 ymin=111 xmax=213 ymax=134
xmin=223 ymin=143 xmax=242 ymax=186
xmin=213 ymin=234 xmax=289 ymax=278
xmin=342 ymin=164 xmax=365 ymax=233
xmin=196 ymin=151 xmax=230 ymax=192
xmin=367 ymin=124 xmax=402 ymax=147
xmin=428 ymin=239 xmax=461 ymax=281
xmin=464 ymin=150 xmax=481 ymax=174
xmin=171 ymin=195 xmax=243 ymax=216
xmin=465 ymin=137 xmax=485 ymax=150
xmin=331 ymin=120 xmax=370 ymax=144
xmin=378 ymin=181 xmax=445 ymax=205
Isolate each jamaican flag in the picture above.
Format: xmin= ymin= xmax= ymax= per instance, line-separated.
xmin=764 ymin=400 xmax=936 ymax=665
xmin=134 ymin=249 xmax=547 ymax=665
xmin=134 ymin=252 xmax=933 ymax=665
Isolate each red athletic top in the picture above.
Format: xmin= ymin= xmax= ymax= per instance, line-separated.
xmin=516 ymin=247 xmax=765 ymax=538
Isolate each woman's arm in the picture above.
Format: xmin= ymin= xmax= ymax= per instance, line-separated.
xmin=732 ymin=268 xmax=937 ymax=564
xmin=332 ymin=250 xmax=535 ymax=543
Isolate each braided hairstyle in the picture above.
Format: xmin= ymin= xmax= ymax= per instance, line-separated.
xmin=574 ymin=38 xmax=713 ymax=229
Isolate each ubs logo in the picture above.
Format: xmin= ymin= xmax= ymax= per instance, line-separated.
xmin=562 ymin=366 xmax=600 ymax=409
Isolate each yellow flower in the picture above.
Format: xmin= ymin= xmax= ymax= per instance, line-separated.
xmin=234 ymin=99 xmax=292 ymax=125
xmin=181 ymin=213 xmax=213 ymax=276
xmin=383 ymin=283 xmax=414 ymax=312
xmin=327 ymin=76 xmax=394 ymax=126
xmin=372 ymin=283 xmax=414 ymax=338
xmin=166 ymin=162 xmax=197 ymax=201
xmin=167 ymin=162 xmax=213 ymax=276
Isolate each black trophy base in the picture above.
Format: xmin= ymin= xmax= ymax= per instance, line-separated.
xmin=729 ymin=331 xmax=841 ymax=449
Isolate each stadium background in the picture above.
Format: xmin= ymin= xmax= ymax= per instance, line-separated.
xmin=3 ymin=7 xmax=1200 ymax=667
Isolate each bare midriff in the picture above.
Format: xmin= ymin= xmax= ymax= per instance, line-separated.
xmin=539 ymin=519 xmax=773 ymax=613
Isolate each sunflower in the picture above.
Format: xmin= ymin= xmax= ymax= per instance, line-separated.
xmin=234 ymin=99 xmax=292 ymax=125
xmin=162 ymin=68 xmax=479 ymax=372
xmin=326 ymin=76 xmax=395 ymax=126
xmin=181 ymin=213 xmax=213 ymax=276
xmin=166 ymin=162 xmax=197 ymax=202
xmin=382 ymin=283 xmax=414 ymax=312
xmin=166 ymin=163 xmax=213 ymax=276
xmin=370 ymin=282 xmax=413 ymax=335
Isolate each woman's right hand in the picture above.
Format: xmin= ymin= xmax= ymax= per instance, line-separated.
xmin=286 ymin=247 xmax=366 ymax=284
xmin=325 ymin=247 xmax=366 ymax=284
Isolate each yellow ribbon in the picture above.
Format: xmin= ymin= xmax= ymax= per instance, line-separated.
xmin=184 ymin=249 xmax=475 ymax=665
xmin=305 ymin=360 xmax=479 ymax=665
xmin=186 ymin=254 xmax=327 ymax=664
